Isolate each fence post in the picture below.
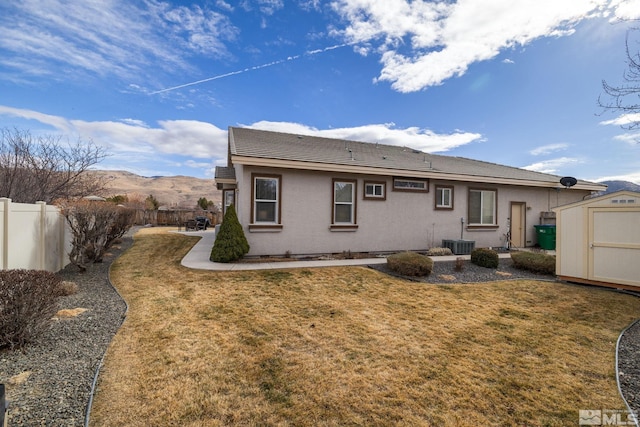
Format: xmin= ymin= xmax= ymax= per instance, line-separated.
xmin=37 ymin=201 xmax=46 ymax=270
xmin=0 ymin=198 xmax=9 ymax=270
xmin=59 ymin=209 xmax=67 ymax=271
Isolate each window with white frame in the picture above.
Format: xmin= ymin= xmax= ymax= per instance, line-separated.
xmin=435 ymin=185 xmax=453 ymax=209
xmin=364 ymin=181 xmax=386 ymax=200
xmin=223 ymin=189 xmax=235 ymax=214
xmin=252 ymin=174 xmax=280 ymax=224
xmin=468 ymin=188 xmax=497 ymax=226
xmin=333 ymin=179 xmax=356 ymax=224
xmin=393 ymin=177 xmax=428 ymax=192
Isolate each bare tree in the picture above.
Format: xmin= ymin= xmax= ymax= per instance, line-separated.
xmin=599 ymin=28 xmax=640 ymax=131
xmin=0 ymin=128 xmax=109 ymax=203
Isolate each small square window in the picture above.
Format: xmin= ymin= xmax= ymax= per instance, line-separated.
xmin=435 ymin=185 xmax=454 ymax=209
xmin=364 ymin=181 xmax=386 ymax=200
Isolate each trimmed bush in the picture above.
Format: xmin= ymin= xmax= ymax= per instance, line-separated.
xmin=387 ymin=252 xmax=434 ymax=277
xmin=0 ymin=269 xmax=64 ymax=349
xmin=470 ymin=248 xmax=499 ymax=268
xmin=210 ymin=204 xmax=250 ymax=263
xmin=426 ymin=247 xmax=453 ymax=256
xmin=511 ymin=251 xmax=556 ymax=275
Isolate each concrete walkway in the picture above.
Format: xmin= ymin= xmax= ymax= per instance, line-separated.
xmin=177 ymin=230 xmax=513 ymax=271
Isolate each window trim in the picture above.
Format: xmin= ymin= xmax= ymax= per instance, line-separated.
xmin=250 ymin=173 xmax=282 ymax=230
xmin=434 ymin=185 xmax=454 ymax=210
xmin=393 ymin=177 xmax=429 ymax=192
xmin=467 ymin=187 xmax=498 ymax=228
xmin=222 ymin=189 xmax=235 ymax=215
xmin=331 ymin=178 xmax=358 ymax=229
xmin=363 ymin=180 xmax=386 ymax=201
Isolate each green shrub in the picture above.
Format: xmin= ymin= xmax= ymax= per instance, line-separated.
xmin=511 ymin=251 xmax=556 ymax=275
xmin=426 ymin=247 xmax=453 ymax=256
xmin=387 ymin=252 xmax=434 ymax=277
xmin=210 ymin=204 xmax=250 ymax=263
xmin=0 ymin=269 xmax=64 ymax=349
xmin=470 ymin=248 xmax=499 ymax=268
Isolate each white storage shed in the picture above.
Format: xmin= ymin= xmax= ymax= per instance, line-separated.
xmin=553 ymin=190 xmax=640 ymax=290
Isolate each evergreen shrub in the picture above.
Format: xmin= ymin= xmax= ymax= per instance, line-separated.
xmin=210 ymin=205 xmax=250 ymax=263
xmin=511 ymin=251 xmax=556 ymax=275
xmin=387 ymin=252 xmax=434 ymax=277
xmin=470 ymin=248 xmax=499 ymax=268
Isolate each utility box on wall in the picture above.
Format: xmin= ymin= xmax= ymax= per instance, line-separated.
xmin=442 ymin=239 xmax=475 ymax=255
xmin=553 ymin=190 xmax=640 ymax=290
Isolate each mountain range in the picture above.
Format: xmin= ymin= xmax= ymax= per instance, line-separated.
xmin=599 ymin=180 xmax=640 ymax=194
xmin=92 ymin=170 xmax=220 ymax=209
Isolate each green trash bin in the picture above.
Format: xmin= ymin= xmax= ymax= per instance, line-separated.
xmin=534 ymin=225 xmax=556 ymax=250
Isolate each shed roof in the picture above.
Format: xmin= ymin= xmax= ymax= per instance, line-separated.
xmin=553 ymin=190 xmax=640 ymax=211
xmin=228 ymin=127 xmax=606 ymax=191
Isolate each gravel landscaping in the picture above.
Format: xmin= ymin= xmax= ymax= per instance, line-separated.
xmin=0 ymin=234 xmax=132 ymax=427
xmin=369 ymin=257 xmax=555 ymax=284
xmin=1 ymin=242 xmax=638 ymax=425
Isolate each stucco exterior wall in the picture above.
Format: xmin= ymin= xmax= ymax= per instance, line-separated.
xmin=237 ymin=166 xmax=591 ymax=256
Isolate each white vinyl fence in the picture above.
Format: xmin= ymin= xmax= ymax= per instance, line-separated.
xmin=0 ymin=198 xmax=71 ymax=272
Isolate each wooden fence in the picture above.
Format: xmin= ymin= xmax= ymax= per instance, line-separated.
xmin=132 ymin=209 xmax=219 ymax=227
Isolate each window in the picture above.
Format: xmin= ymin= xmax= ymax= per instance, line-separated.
xmin=468 ymin=188 xmax=497 ymax=226
xmin=223 ymin=189 xmax=235 ymax=214
xmin=332 ymin=179 xmax=357 ymax=226
xmin=251 ymin=174 xmax=281 ymax=226
xmin=435 ymin=185 xmax=453 ymax=209
xmin=393 ymin=177 xmax=428 ymax=192
xmin=364 ymin=181 xmax=386 ymax=200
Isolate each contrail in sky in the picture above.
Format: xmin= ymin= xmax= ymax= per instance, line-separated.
xmin=150 ymin=43 xmax=352 ymax=95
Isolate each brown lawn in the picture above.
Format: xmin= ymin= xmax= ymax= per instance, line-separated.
xmin=90 ymin=227 xmax=640 ymax=426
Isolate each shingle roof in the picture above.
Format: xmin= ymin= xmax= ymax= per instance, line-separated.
xmin=214 ymin=166 xmax=236 ymax=181
xmin=229 ymin=127 xmax=605 ymax=190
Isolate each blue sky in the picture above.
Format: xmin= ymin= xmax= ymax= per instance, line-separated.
xmin=1 ymin=0 xmax=639 ymax=184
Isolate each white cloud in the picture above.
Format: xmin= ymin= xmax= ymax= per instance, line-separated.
xmin=331 ymin=0 xmax=618 ymax=92
xmin=0 ymin=105 xmax=72 ymax=132
xmin=522 ymin=157 xmax=582 ymax=174
xmin=529 ymin=143 xmax=569 ymax=156
xmin=594 ymin=171 xmax=640 ymax=185
xmin=0 ymin=1 xmax=237 ymax=82
xmin=609 ymin=0 xmax=640 ymax=20
xmin=600 ymin=113 xmax=640 ymax=126
xmin=246 ymin=120 xmax=482 ymax=152
xmin=0 ymin=104 xmax=229 ymax=165
xmin=502 ymin=58 xmax=515 ymax=64
xmin=613 ymin=132 xmax=640 ymax=144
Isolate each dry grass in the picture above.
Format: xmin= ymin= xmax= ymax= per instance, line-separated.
xmin=90 ymin=228 xmax=640 ymax=426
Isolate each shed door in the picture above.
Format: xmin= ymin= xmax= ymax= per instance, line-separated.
xmin=588 ymin=207 xmax=640 ymax=287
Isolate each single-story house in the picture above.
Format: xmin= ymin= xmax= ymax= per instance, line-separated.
xmin=215 ymin=127 xmax=606 ymax=257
